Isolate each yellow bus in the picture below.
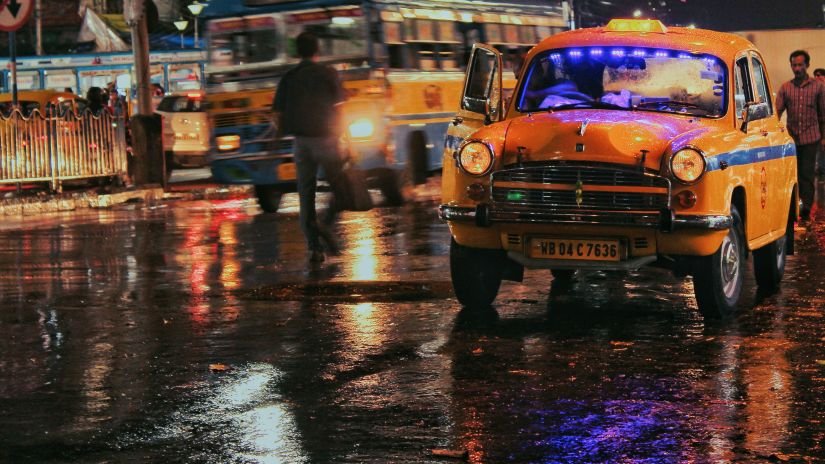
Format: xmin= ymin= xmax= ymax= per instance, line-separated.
xmin=202 ymin=0 xmax=566 ymax=211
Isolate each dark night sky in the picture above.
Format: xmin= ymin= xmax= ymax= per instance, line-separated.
xmin=577 ymin=0 xmax=825 ymax=31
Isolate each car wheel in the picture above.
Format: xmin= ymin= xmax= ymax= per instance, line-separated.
xmin=255 ymin=185 xmax=283 ymax=213
xmin=551 ymin=269 xmax=576 ymax=284
xmin=450 ymin=238 xmax=504 ymax=309
xmin=693 ymin=205 xmax=745 ymax=318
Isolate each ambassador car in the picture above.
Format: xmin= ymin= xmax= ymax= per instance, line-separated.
xmin=440 ymin=19 xmax=798 ymax=318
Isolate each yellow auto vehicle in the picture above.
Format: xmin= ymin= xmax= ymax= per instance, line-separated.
xmin=440 ymin=19 xmax=798 ymax=318
xmin=0 ymin=90 xmax=87 ymax=117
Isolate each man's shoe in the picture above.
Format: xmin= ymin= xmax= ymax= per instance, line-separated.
xmin=309 ymin=250 xmax=325 ymax=263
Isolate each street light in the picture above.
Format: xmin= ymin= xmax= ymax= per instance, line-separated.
xmin=632 ymin=9 xmax=643 ymax=18
xmin=174 ymin=18 xmax=189 ymax=48
xmin=187 ymin=1 xmax=205 ymax=48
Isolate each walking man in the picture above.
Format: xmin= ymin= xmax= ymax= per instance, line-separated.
xmin=272 ymin=32 xmax=346 ymax=262
xmin=776 ymin=50 xmax=825 ymax=221
xmin=814 ymin=68 xmax=825 ymax=178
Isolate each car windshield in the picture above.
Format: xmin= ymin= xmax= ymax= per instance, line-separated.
xmin=517 ymin=47 xmax=727 ymax=117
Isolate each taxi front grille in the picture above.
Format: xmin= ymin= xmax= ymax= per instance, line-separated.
xmin=491 ymin=163 xmax=671 ymax=212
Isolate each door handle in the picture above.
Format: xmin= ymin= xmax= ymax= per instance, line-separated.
xmin=452 ymin=116 xmax=463 ymax=126
xmin=761 ymin=130 xmax=769 ymax=137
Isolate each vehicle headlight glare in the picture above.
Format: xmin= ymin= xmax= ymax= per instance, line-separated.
xmin=670 ymin=148 xmax=706 ymax=183
xmin=348 ymin=118 xmax=375 ymax=138
xmin=459 ymin=141 xmax=494 ymax=176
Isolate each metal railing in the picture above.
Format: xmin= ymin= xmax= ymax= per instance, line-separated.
xmin=0 ymin=106 xmax=128 ymax=191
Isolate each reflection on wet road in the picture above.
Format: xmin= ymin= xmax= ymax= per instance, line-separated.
xmin=1 ymin=192 xmax=824 ymax=463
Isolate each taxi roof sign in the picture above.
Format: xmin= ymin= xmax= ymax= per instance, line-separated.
xmin=605 ymin=19 xmax=668 ymax=34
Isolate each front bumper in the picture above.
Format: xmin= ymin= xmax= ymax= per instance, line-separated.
xmin=438 ymin=204 xmax=732 ymax=232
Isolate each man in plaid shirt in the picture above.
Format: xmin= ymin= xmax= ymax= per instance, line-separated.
xmin=776 ymin=50 xmax=825 ymax=221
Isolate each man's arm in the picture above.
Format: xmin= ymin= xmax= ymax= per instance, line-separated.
xmin=775 ymin=83 xmax=786 ymax=120
xmin=818 ymin=83 xmax=825 ymax=146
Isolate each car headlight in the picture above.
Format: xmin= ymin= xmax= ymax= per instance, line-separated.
xmin=348 ymin=118 xmax=375 ymax=139
xmin=216 ymin=135 xmax=241 ymax=152
xmin=670 ymin=148 xmax=706 ymax=184
xmin=458 ymin=141 xmax=494 ymax=176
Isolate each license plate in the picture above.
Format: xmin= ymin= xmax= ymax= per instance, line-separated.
xmin=529 ymin=238 xmax=621 ymax=261
xmin=277 ymin=162 xmax=296 ymax=180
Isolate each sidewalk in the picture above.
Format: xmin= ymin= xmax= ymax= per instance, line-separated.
xmin=0 ymin=183 xmax=253 ymax=217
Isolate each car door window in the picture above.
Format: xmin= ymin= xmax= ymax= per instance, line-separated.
xmin=734 ymin=56 xmax=753 ymax=119
xmin=750 ymin=55 xmax=773 ymax=115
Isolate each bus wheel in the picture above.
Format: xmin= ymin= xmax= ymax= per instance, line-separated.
xmin=450 ymin=238 xmax=504 ymax=309
xmin=371 ymin=167 xmax=404 ymax=206
xmin=408 ymin=131 xmax=428 ymax=185
xmin=255 ymin=185 xmax=283 ymax=213
xmin=693 ymin=205 xmax=744 ymax=318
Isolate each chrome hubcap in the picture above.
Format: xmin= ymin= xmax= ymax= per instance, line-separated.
xmin=720 ymin=229 xmax=741 ymax=298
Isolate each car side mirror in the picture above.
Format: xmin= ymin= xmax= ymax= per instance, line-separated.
xmin=740 ymin=101 xmax=770 ymax=133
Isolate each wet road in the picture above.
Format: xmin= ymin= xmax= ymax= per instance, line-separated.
xmin=1 ymin=189 xmax=824 ymax=463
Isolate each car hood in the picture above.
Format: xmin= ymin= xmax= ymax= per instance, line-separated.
xmin=501 ymin=109 xmax=711 ymax=171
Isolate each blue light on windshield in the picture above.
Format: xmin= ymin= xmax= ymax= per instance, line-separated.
xmin=568 ymin=49 xmax=583 ymax=59
xmin=611 ymin=49 xmax=625 ymax=57
xmin=632 ymin=49 xmax=647 ymax=57
xmin=678 ymin=53 xmax=692 ymax=60
xmin=654 ymin=50 xmax=669 ymax=58
xmin=590 ymin=48 xmax=603 ymax=56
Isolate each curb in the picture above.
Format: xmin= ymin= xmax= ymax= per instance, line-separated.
xmin=0 ymin=184 xmax=254 ymax=217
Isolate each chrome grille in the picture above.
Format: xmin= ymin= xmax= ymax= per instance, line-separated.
xmin=492 ymin=163 xmax=670 ymax=211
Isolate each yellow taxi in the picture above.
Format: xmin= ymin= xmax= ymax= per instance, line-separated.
xmin=0 ymin=90 xmax=87 ymax=117
xmin=440 ymin=19 xmax=798 ymax=318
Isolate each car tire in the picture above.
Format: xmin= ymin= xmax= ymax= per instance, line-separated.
xmin=693 ymin=205 xmax=745 ymax=318
xmin=372 ymin=167 xmax=405 ymax=206
xmin=409 ymin=131 xmax=428 ymax=185
xmin=255 ymin=185 xmax=283 ymax=213
xmin=753 ymin=212 xmax=792 ymax=290
xmin=551 ymin=269 xmax=576 ymax=284
xmin=450 ymin=238 xmax=504 ymax=309
xmin=164 ymin=152 xmax=174 ymax=182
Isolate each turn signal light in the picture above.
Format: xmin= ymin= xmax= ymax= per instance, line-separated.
xmin=217 ymin=135 xmax=241 ymax=152
xmin=676 ymin=190 xmax=697 ymax=208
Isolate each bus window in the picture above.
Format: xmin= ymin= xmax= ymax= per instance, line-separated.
xmin=169 ymin=64 xmax=202 ymax=92
xmin=44 ymin=71 xmax=77 ymax=92
xmin=287 ymin=15 xmax=367 ymax=59
xmin=17 ymin=71 xmax=41 ymax=90
xmin=485 ymin=23 xmax=503 ymax=44
xmin=209 ymin=21 xmax=280 ymax=66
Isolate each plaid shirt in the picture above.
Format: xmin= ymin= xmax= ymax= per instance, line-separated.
xmin=776 ymin=76 xmax=825 ymax=145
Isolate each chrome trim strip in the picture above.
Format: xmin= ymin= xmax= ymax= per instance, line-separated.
xmin=438 ymin=205 xmax=476 ymax=222
xmin=507 ymin=252 xmax=657 ymax=271
xmin=672 ymin=214 xmax=732 ymax=230
xmin=489 ymin=210 xmax=662 ymax=227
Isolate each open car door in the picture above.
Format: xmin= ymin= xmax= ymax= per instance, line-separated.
xmin=443 ymin=44 xmax=504 ymax=167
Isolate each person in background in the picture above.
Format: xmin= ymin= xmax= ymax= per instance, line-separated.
xmin=814 ymin=67 xmax=825 ymax=179
xmin=86 ymin=86 xmax=105 ymax=115
xmin=775 ymin=50 xmax=825 ymax=221
xmin=272 ymin=32 xmax=346 ymax=264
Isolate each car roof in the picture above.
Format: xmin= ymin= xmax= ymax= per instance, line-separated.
xmin=535 ymin=22 xmax=755 ymax=62
xmin=0 ymin=90 xmax=81 ymax=104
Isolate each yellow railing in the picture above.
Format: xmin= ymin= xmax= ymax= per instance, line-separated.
xmin=0 ymin=107 xmax=128 ymax=192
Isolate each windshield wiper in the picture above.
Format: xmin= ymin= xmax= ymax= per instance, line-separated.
xmin=635 ymin=100 xmax=708 ymax=112
xmin=548 ymin=101 xmax=629 ymax=112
